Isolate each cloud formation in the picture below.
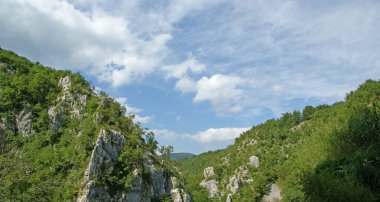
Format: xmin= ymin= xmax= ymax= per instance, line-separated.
xmin=1 ymin=0 xmax=379 ymax=119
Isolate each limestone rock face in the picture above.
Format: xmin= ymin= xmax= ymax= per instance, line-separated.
xmin=200 ymin=166 xmax=219 ymax=198
xmin=49 ymin=76 xmax=88 ymax=130
xmin=84 ymin=129 xmax=126 ymax=181
xmin=78 ymin=129 xmax=189 ymax=202
xmin=16 ymin=108 xmax=32 ymax=137
xmin=171 ymin=188 xmax=191 ymax=202
xmin=204 ymin=167 xmax=215 ymax=178
xmin=0 ymin=118 xmax=7 ymax=152
xmin=78 ymin=129 xmax=126 ymax=202
xmin=59 ymin=75 xmax=71 ymax=91
xmin=262 ymin=184 xmax=282 ymax=202
xmin=200 ymin=179 xmax=218 ymax=198
xmin=249 ymin=156 xmax=259 ymax=168
xmin=226 ymin=194 xmax=233 ymax=202
xmin=227 ymin=166 xmax=249 ymax=195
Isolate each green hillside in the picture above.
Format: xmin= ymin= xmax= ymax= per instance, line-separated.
xmin=177 ymin=80 xmax=380 ymax=202
xmin=171 ymin=153 xmax=196 ymax=160
xmin=0 ymin=49 xmax=183 ymax=201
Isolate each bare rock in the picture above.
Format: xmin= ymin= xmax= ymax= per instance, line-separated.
xmin=200 ymin=179 xmax=218 ymax=198
xmin=16 ymin=108 xmax=32 ymax=137
xmin=171 ymin=188 xmax=191 ymax=202
xmin=226 ymin=194 xmax=233 ymax=202
xmin=227 ymin=166 xmax=249 ymax=194
xmin=262 ymin=183 xmax=282 ymax=202
xmin=59 ymin=76 xmax=71 ymax=90
xmin=78 ymin=129 xmax=126 ymax=202
xmin=249 ymin=156 xmax=259 ymax=168
xmin=204 ymin=167 xmax=215 ymax=178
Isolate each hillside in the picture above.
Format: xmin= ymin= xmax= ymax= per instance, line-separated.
xmin=176 ymin=80 xmax=380 ymax=202
xmin=0 ymin=49 xmax=189 ymax=202
xmin=170 ymin=153 xmax=196 ymax=161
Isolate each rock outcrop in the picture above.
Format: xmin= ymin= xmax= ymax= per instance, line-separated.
xmin=227 ymin=166 xmax=249 ymax=194
xmin=16 ymin=108 xmax=32 ymax=137
xmin=249 ymin=155 xmax=259 ymax=168
xmin=49 ymin=76 xmax=88 ymax=130
xmin=262 ymin=183 xmax=282 ymax=202
xmin=204 ymin=167 xmax=215 ymax=178
xmin=78 ymin=129 xmax=126 ymax=202
xmin=78 ymin=129 xmax=189 ymax=202
xmin=200 ymin=167 xmax=218 ymax=198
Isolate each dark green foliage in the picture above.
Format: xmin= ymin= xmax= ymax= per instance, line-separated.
xmin=177 ymin=79 xmax=380 ymax=201
xmin=0 ymin=48 xmax=167 ymax=201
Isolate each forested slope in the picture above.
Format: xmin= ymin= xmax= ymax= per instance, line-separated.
xmin=0 ymin=49 xmax=189 ymax=201
xmin=177 ymin=80 xmax=380 ymax=202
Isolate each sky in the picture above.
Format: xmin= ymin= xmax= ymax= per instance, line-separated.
xmin=0 ymin=0 xmax=379 ymax=154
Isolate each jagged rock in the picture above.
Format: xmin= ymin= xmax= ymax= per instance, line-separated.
xmin=0 ymin=118 xmax=6 ymax=152
xmin=59 ymin=75 xmax=71 ymax=90
xmin=262 ymin=184 xmax=282 ymax=202
xmin=48 ymin=106 xmax=64 ymax=131
xmin=200 ymin=179 xmax=218 ymax=198
xmin=249 ymin=156 xmax=259 ymax=168
xmin=83 ymin=129 xmax=126 ymax=181
xmin=227 ymin=166 xmax=249 ymax=194
xmin=16 ymin=108 xmax=32 ymax=137
xmin=204 ymin=167 xmax=215 ymax=178
xmin=78 ymin=129 xmax=126 ymax=202
xmin=171 ymin=188 xmax=191 ymax=202
xmin=49 ymin=76 xmax=88 ymax=130
xmin=78 ymin=129 xmax=189 ymax=202
xmin=226 ymin=194 xmax=233 ymax=202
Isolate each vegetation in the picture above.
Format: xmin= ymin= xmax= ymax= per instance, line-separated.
xmin=177 ymin=80 xmax=380 ymax=202
xmin=0 ymin=48 xmax=167 ymax=201
xmin=1 ymin=48 xmax=380 ymax=202
xmin=170 ymin=153 xmax=196 ymax=160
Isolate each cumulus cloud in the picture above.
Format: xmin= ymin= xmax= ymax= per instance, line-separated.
xmin=152 ymin=127 xmax=250 ymax=153
xmin=191 ymin=127 xmax=250 ymax=143
xmin=1 ymin=0 xmax=379 ymax=120
xmin=115 ymin=97 xmax=152 ymax=124
xmin=153 ymin=127 xmax=249 ymax=143
xmin=163 ymin=56 xmax=206 ymax=79
xmin=194 ymin=74 xmax=247 ymax=114
xmin=0 ymin=0 xmax=214 ymax=88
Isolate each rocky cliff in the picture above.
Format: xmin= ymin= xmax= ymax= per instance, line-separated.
xmin=0 ymin=48 xmax=189 ymax=201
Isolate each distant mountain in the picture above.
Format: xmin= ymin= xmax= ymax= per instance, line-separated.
xmin=171 ymin=153 xmax=195 ymax=160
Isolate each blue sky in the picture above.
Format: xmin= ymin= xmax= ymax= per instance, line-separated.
xmin=0 ymin=0 xmax=379 ymax=154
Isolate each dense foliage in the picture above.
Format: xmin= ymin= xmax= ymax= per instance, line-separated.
xmin=177 ymin=80 xmax=380 ymax=202
xmin=0 ymin=49 xmax=165 ymax=201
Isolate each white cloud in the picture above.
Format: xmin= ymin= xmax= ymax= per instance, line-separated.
xmin=153 ymin=127 xmax=250 ymax=143
xmin=133 ymin=114 xmax=153 ymax=124
xmin=191 ymin=127 xmax=250 ymax=143
xmin=0 ymin=0 xmax=214 ymax=88
xmin=163 ymin=56 xmax=206 ymax=79
xmin=175 ymin=77 xmax=197 ymax=93
xmin=151 ymin=129 xmax=184 ymax=140
xmin=194 ymin=74 xmax=247 ymax=114
xmin=115 ymin=97 xmax=151 ymax=123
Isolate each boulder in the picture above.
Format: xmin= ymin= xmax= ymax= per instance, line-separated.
xmin=262 ymin=183 xmax=282 ymax=202
xmin=204 ymin=167 xmax=215 ymax=178
xmin=16 ymin=108 xmax=32 ymax=137
xmin=200 ymin=179 xmax=218 ymax=198
xmin=249 ymin=156 xmax=259 ymax=168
